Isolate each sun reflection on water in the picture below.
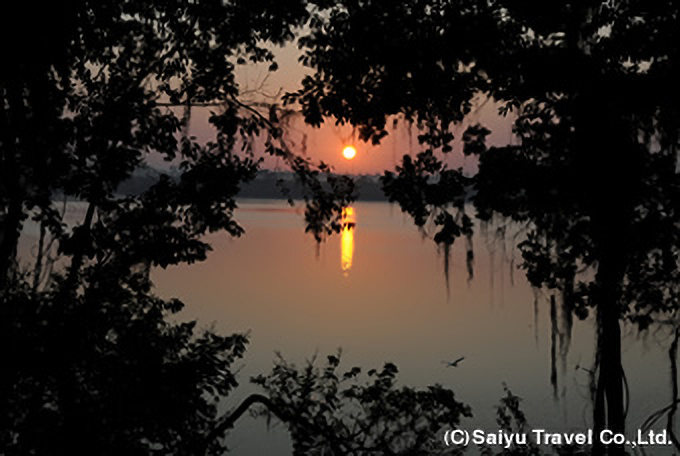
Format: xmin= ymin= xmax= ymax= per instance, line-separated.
xmin=341 ymin=207 xmax=356 ymax=277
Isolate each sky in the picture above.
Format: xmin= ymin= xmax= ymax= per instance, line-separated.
xmin=179 ymin=43 xmax=514 ymax=176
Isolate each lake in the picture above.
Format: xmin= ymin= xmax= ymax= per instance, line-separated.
xmin=17 ymin=199 xmax=673 ymax=454
xmin=149 ymin=199 xmax=673 ymax=455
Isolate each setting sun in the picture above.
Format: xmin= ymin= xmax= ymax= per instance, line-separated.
xmin=342 ymin=146 xmax=356 ymax=160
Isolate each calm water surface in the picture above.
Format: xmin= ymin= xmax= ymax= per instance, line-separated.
xmin=18 ymin=200 xmax=673 ymax=454
xmin=149 ymin=200 xmax=672 ymax=455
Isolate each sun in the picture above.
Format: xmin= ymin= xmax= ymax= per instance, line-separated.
xmin=342 ymin=146 xmax=357 ymax=160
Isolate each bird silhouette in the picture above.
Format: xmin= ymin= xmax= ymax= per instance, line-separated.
xmin=574 ymin=362 xmax=594 ymax=374
xmin=442 ymin=357 xmax=465 ymax=367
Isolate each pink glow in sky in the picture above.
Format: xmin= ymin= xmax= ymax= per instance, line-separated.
xmin=167 ymin=44 xmax=514 ymax=176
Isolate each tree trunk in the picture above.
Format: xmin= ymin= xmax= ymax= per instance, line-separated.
xmin=590 ymin=198 xmax=630 ymax=456
xmin=0 ymin=198 xmax=23 ymax=289
xmin=66 ymin=203 xmax=96 ymax=283
xmin=0 ymin=78 xmax=27 ymax=290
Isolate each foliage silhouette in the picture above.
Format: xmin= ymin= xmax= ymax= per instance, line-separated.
xmin=0 ymin=1 xmax=469 ymax=454
xmin=251 ymin=353 xmax=471 ymax=455
xmin=291 ymin=1 xmax=680 ymax=453
xmin=0 ymin=0 xmax=354 ymax=453
xmin=1 ymin=275 xmax=247 ymax=455
xmin=5 ymin=0 xmax=680 ymax=454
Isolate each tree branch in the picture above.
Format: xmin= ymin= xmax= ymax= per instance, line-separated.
xmin=202 ymin=394 xmax=283 ymax=455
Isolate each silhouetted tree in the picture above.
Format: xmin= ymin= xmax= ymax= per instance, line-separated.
xmin=6 ymin=1 xmax=680 ymax=453
xmin=1 ymin=276 xmax=248 ymax=455
xmin=291 ymin=1 xmax=680 ymax=453
xmin=0 ymin=1 xmax=489 ymax=453
xmin=0 ymin=0 xmax=355 ymax=453
xmin=240 ymin=354 xmax=470 ymax=455
xmin=0 ymin=0 xmax=354 ymax=290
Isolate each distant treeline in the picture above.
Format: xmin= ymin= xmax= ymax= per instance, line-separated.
xmin=116 ymin=168 xmax=389 ymax=201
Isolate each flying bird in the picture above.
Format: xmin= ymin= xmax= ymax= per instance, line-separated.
xmin=442 ymin=357 xmax=465 ymax=368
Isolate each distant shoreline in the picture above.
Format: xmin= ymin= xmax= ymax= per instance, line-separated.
xmin=114 ymin=168 xmax=390 ymax=202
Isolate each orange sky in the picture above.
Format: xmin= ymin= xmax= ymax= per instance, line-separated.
xmin=178 ymin=44 xmax=514 ymax=176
